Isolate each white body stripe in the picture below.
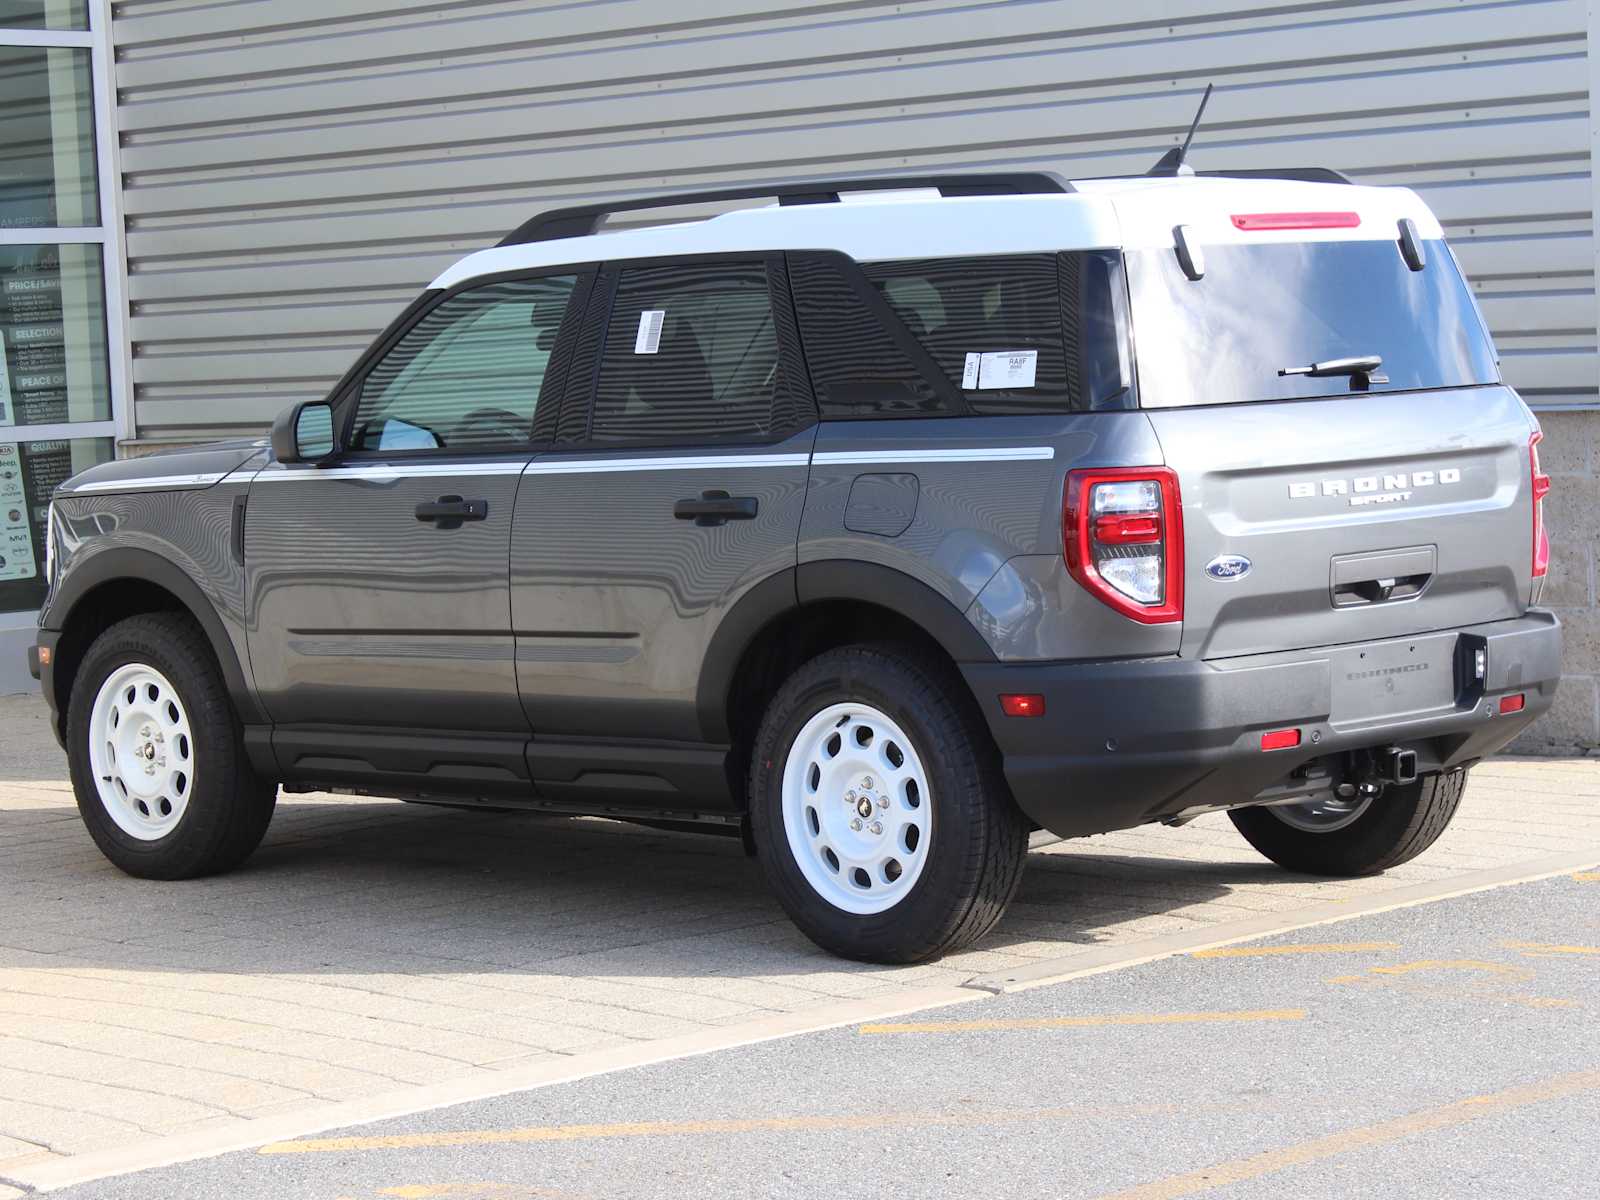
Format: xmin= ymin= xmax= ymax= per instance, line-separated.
xmin=253 ymin=462 xmax=527 ymax=482
xmin=69 ymin=472 xmax=229 ymax=493
xmin=68 ymin=448 xmax=1055 ymax=494
xmin=813 ymin=447 xmax=1053 ymax=466
xmin=521 ymin=453 xmax=811 ymax=476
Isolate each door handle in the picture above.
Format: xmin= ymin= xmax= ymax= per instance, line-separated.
xmin=415 ymin=495 xmax=488 ymax=529
xmin=674 ymin=490 xmax=758 ymax=527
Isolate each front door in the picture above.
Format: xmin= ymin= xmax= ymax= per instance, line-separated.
xmin=245 ymin=270 xmax=587 ymax=785
xmin=510 ymin=257 xmax=816 ymax=786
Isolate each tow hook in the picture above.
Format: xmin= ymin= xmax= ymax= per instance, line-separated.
xmin=1334 ymin=746 xmax=1419 ymax=800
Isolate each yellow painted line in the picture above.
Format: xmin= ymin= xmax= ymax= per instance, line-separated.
xmin=858 ymin=1009 xmax=1305 ymax=1035
xmin=1367 ymin=959 xmax=1526 ymax=977
xmin=1573 ymin=872 xmax=1600 ymax=882
xmin=1092 ymin=1067 xmax=1600 ymax=1200
xmin=1503 ymin=940 xmax=1600 ymax=957
xmin=260 ymin=1101 xmax=1191 ymax=1156
xmin=1192 ymin=941 xmax=1398 ymax=959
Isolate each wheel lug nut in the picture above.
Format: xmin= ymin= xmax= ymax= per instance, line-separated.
xmin=861 ymin=776 xmax=874 ymax=789
xmin=869 ymin=821 xmax=883 ymax=835
xmin=877 ymin=796 xmax=889 ymax=810
xmin=850 ymin=818 xmax=863 ymax=831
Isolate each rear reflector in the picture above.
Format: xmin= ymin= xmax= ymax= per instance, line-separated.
xmin=1499 ymin=694 xmax=1526 ymax=715
xmin=1231 ymin=211 xmax=1361 ymax=231
xmin=1260 ymin=728 xmax=1302 ymax=751
xmin=1000 ymin=694 xmax=1045 ymax=718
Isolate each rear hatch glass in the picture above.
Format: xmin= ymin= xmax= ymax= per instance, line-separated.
xmin=1126 ymin=239 xmax=1499 ymax=408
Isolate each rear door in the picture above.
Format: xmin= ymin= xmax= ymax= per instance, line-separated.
xmin=510 ymin=255 xmax=816 ymax=769
xmin=1125 ymin=233 xmax=1536 ymax=662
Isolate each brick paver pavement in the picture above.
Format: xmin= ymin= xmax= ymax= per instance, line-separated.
xmin=1 ymin=693 xmax=1596 ymax=1174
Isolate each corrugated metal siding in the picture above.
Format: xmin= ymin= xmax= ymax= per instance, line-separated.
xmin=109 ymin=0 xmax=1594 ymax=441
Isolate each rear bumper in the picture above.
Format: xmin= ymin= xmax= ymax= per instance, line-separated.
xmin=961 ymin=611 xmax=1562 ymax=839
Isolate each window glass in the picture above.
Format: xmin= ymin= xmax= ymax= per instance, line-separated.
xmin=0 ymin=243 xmax=111 ymax=426
xmin=0 ymin=2 xmax=88 ymax=30
xmin=591 ymin=261 xmax=797 ymax=444
xmin=0 ymin=435 xmax=110 ymax=613
xmin=351 ymin=275 xmax=576 ymax=452
xmin=1125 ymin=239 xmax=1499 ymax=407
xmin=0 ymin=45 xmax=97 ymax=226
xmin=788 ymin=253 xmax=950 ymax=419
xmin=863 ymin=252 xmax=1131 ymax=414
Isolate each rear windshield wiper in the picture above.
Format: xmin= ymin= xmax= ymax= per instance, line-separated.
xmin=1278 ymin=355 xmax=1383 ymax=379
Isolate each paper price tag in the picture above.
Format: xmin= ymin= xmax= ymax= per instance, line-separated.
xmin=977 ymin=350 xmax=1037 ymax=389
xmin=634 ymin=309 xmax=665 ymax=354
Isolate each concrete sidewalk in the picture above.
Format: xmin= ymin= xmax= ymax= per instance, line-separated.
xmin=2 ymin=692 xmax=1597 ymax=1178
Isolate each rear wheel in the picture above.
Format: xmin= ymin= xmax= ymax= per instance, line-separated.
xmin=1228 ymin=768 xmax=1468 ymax=876
xmin=748 ymin=644 xmax=1027 ymax=963
xmin=67 ymin=612 xmax=276 ymax=879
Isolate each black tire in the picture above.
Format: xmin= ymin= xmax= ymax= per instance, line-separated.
xmin=66 ymin=612 xmax=276 ymax=880
xmin=747 ymin=643 xmax=1028 ymax=963
xmin=1228 ymin=768 xmax=1468 ymax=876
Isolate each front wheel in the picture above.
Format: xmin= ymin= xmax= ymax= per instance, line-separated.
xmin=1229 ymin=768 xmax=1468 ymax=876
xmin=747 ymin=644 xmax=1028 ymax=963
xmin=67 ymin=612 xmax=277 ymax=880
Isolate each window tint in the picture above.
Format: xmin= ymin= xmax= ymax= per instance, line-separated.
xmin=863 ymin=252 xmax=1131 ymax=414
xmin=787 ymin=253 xmax=953 ymax=419
xmin=352 ymin=275 xmax=576 ymax=451
xmin=1124 ymin=239 xmax=1499 ymax=407
xmin=590 ymin=261 xmax=800 ymax=444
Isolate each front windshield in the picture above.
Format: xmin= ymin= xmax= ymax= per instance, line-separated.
xmin=1126 ymin=238 xmax=1500 ymax=407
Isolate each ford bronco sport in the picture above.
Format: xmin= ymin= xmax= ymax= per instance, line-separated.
xmin=32 ymin=168 xmax=1561 ymax=963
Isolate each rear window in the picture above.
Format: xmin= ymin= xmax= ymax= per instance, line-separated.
xmin=1125 ymin=239 xmax=1499 ymax=408
xmin=862 ymin=252 xmax=1133 ymax=414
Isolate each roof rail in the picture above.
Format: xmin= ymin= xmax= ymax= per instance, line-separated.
xmin=1195 ymin=167 xmax=1353 ymax=185
xmin=497 ymin=172 xmax=1074 ymax=246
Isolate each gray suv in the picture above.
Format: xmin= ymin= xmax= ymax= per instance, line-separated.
xmin=31 ymin=171 xmax=1562 ymax=963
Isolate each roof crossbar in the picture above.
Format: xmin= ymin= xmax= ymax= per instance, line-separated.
xmin=497 ymin=172 xmax=1074 ymax=246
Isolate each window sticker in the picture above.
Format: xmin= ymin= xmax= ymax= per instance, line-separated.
xmin=634 ymin=309 xmax=665 ymax=354
xmin=961 ymin=352 xmax=980 ymax=390
xmin=976 ymin=350 xmax=1037 ymax=389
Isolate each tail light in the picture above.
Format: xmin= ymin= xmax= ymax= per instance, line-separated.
xmin=1530 ymin=430 xmax=1551 ymax=578
xmin=1063 ymin=467 xmax=1183 ymax=624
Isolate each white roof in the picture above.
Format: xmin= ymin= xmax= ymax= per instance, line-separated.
xmin=428 ymin=175 xmax=1445 ymax=291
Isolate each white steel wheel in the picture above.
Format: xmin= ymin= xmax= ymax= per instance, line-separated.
xmin=781 ymin=701 xmax=932 ymax=915
xmin=87 ymin=662 xmax=196 ymax=841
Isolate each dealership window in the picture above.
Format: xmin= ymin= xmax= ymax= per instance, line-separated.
xmin=1 ymin=2 xmax=126 ymax=685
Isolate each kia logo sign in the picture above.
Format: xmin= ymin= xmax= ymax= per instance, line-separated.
xmin=1205 ymin=554 xmax=1252 ymax=581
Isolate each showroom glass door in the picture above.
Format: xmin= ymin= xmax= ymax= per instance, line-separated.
xmin=0 ymin=1 xmax=125 ymax=688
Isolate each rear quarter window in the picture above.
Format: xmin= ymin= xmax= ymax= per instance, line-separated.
xmin=863 ymin=252 xmax=1133 ymax=414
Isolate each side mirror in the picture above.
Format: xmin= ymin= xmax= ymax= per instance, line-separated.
xmin=270 ymin=401 xmax=337 ymax=464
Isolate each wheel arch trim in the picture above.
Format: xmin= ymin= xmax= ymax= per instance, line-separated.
xmin=44 ymin=547 xmax=267 ymax=727
xmin=696 ymin=560 xmax=997 ymax=744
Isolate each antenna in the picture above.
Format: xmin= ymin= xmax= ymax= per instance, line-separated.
xmin=1148 ymin=83 xmax=1214 ymax=177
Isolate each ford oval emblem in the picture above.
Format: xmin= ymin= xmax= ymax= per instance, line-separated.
xmin=1205 ymin=554 xmax=1252 ymax=581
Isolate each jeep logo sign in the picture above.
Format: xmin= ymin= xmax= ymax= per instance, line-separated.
xmin=1205 ymin=554 xmax=1252 ymax=581
xmin=1287 ymin=467 xmax=1461 ymax=508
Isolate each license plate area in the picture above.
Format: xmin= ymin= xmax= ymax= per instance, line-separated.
xmin=1330 ymin=633 xmax=1459 ymax=724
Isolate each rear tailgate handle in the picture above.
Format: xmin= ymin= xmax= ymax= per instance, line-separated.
xmin=1330 ymin=546 xmax=1436 ymax=607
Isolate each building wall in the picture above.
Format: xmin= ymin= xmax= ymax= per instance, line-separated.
xmin=105 ymin=0 xmax=1598 ymax=748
